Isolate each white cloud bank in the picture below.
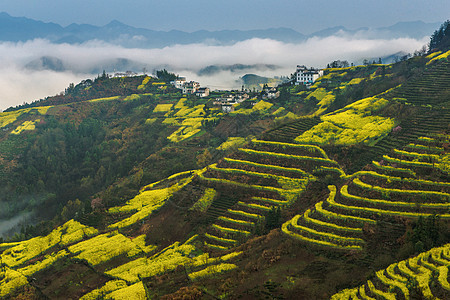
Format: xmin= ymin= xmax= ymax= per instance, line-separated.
xmin=0 ymin=35 xmax=427 ymax=111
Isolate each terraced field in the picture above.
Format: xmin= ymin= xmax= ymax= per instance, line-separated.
xmin=387 ymin=60 xmax=450 ymax=108
xmin=199 ymin=139 xmax=343 ymax=250
xmin=283 ymin=134 xmax=450 ymax=251
xmin=331 ymin=243 xmax=450 ymax=299
xmin=0 ymin=178 xmax=242 ymax=299
xmin=262 ymin=116 xmax=321 ymax=142
xmin=359 ymin=107 xmax=450 ymax=162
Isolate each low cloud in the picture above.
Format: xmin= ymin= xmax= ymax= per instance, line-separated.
xmin=0 ymin=35 xmax=427 ymax=111
xmin=0 ymin=211 xmax=34 ymax=238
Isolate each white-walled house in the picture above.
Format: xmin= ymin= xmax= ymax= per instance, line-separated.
xmin=171 ymin=77 xmax=186 ymax=89
xmin=195 ymin=87 xmax=210 ymax=97
xmin=182 ymin=81 xmax=200 ymax=94
xmin=295 ymin=65 xmax=323 ymax=85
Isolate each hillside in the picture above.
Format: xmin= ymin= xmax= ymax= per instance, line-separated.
xmin=0 ymin=47 xmax=449 ymax=299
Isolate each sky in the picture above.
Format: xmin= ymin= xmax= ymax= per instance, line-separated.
xmin=0 ymin=0 xmax=448 ymax=33
xmin=0 ymin=1 xmax=448 ymax=110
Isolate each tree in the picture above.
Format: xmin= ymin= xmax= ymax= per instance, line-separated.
xmin=156 ymin=69 xmax=177 ymax=82
xmin=328 ymin=60 xmax=349 ymax=68
xmin=196 ymin=149 xmax=212 ymax=168
xmin=429 ymin=20 xmax=450 ymax=52
xmin=265 ymin=206 xmax=281 ymax=231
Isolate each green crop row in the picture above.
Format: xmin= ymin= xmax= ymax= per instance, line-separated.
xmin=238 ymin=148 xmax=339 ymax=165
xmin=281 ymin=220 xmax=362 ymax=251
xmin=188 ymin=263 xmax=237 ymax=281
xmin=227 ymin=209 xmax=262 ymax=220
xmin=428 ymin=134 xmax=450 ymax=143
xmin=330 ymin=288 xmax=358 ymax=300
xmin=79 ymin=280 xmax=129 ymax=300
xmin=401 ymin=259 xmax=434 ymax=299
xmin=303 ymin=208 xmax=362 ymax=233
xmin=314 ymin=166 xmax=347 ymax=177
xmin=18 ymin=250 xmax=68 ymax=277
xmin=204 ymin=242 xmax=228 ymax=251
xmin=332 ymin=244 xmax=450 ymax=300
xmin=321 ymin=186 xmax=376 ymax=224
xmin=105 ymin=237 xmax=199 ymax=283
xmin=393 ymin=149 xmax=440 ymax=161
xmin=218 ymin=216 xmax=255 ymax=226
xmin=431 ymin=249 xmax=450 ymax=266
xmin=251 ymin=139 xmax=330 ymax=159
xmin=0 ymin=267 xmax=29 ymax=298
xmin=418 ymin=135 xmax=449 ymax=144
xmin=331 ymin=186 xmax=450 ymax=219
xmin=1 ymin=220 xmax=98 ymax=268
xmin=199 ymin=173 xmax=282 ymax=194
xmin=353 ymin=170 xmax=450 ymax=188
xmin=251 ymin=197 xmax=289 ymax=206
xmin=406 ymin=143 xmax=444 ymax=153
xmin=199 ymin=173 xmax=299 ymax=203
xmin=437 ymin=265 xmax=450 ymax=290
xmin=419 ymin=253 xmax=440 ymax=272
xmin=376 ymin=270 xmax=409 ymax=299
xmin=372 ymin=161 xmax=416 ymax=177
xmin=224 ymin=157 xmax=309 ymax=176
xmin=383 ymin=155 xmax=435 ymax=168
xmin=211 ymin=224 xmax=251 ymax=236
xmin=386 ymin=264 xmax=407 ymax=283
xmin=290 ymin=215 xmax=364 ymax=244
xmin=367 ymin=280 xmax=396 ymax=300
xmin=204 ymin=233 xmax=237 ymax=245
xmin=238 ymin=201 xmax=271 ymax=212
xmin=352 ymin=178 xmax=450 ymax=202
xmin=190 ymin=188 xmax=216 ymax=212
xmin=68 ymin=232 xmax=144 ymax=266
xmin=210 ymin=164 xmax=307 ymax=190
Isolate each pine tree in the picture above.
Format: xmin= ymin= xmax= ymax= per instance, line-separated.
xmin=429 ymin=20 xmax=450 ymax=52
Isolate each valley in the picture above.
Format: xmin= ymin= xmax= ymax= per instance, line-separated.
xmin=0 ymin=34 xmax=449 ymax=299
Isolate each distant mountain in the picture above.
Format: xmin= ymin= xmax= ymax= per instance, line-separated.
xmin=25 ymin=56 xmax=66 ymax=72
xmin=239 ymin=73 xmax=283 ymax=90
xmin=381 ymin=21 xmax=441 ymax=39
xmin=308 ymin=20 xmax=441 ymax=40
xmin=0 ymin=12 xmax=440 ymax=48
xmin=0 ymin=12 xmax=306 ymax=48
xmin=0 ymin=12 xmax=63 ymax=41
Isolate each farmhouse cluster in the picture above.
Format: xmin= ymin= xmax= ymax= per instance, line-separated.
xmin=165 ymin=65 xmax=324 ymax=113
xmin=170 ymin=77 xmax=210 ymax=97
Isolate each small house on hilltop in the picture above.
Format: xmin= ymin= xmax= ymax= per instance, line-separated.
xmin=295 ymin=65 xmax=323 ymax=86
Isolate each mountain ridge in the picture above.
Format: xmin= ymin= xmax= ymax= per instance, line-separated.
xmin=0 ymin=12 xmax=441 ymax=48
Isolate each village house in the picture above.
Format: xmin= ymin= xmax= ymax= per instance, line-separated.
xmin=195 ymin=87 xmax=210 ymax=97
xmin=113 ymin=71 xmax=138 ymax=78
xmin=221 ymin=104 xmax=235 ymax=113
xmin=182 ymin=81 xmax=200 ymax=94
xmin=214 ymin=94 xmax=235 ymax=105
xmin=213 ymin=92 xmax=249 ymax=106
xmin=170 ymin=77 xmax=186 ymax=89
xmin=212 ymin=92 xmax=250 ymax=113
xmin=295 ymin=65 xmax=323 ymax=86
xmin=261 ymin=85 xmax=280 ymax=100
